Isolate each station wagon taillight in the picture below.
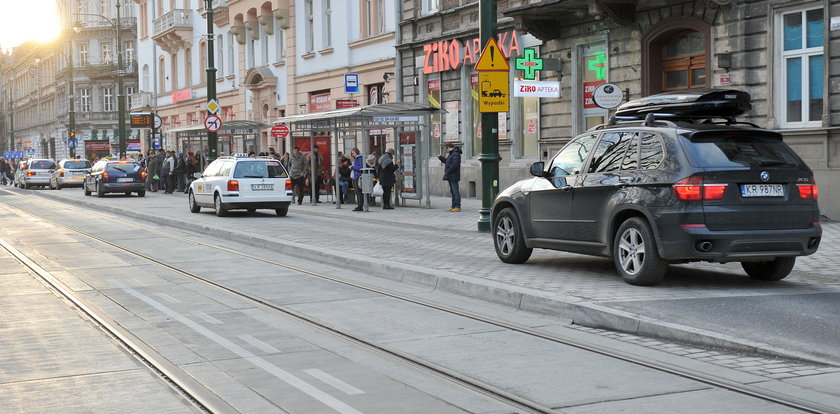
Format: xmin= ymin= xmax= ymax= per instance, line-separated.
xmin=140 ymin=171 xmax=147 ymax=180
xmin=59 ymin=170 xmax=65 ymax=177
xmin=797 ymin=178 xmax=818 ymax=199
xmin=285 ymin=180 xmax=292 ymax=191
xmin=102 ymin=172 xmax=110 ymax=181
xmin=227 ymin=180 xmax=239 ymax=192
xmin=26 ymin=171 xmax=36 ymax=176
xmin=673 ymin=175 xmax=728 ymax=201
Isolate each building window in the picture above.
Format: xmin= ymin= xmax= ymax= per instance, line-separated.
xmin=305 ymin=0 xmax=314 ymax=53
xmin=126 ymin=86 xmax=135 ymax=109
xmin=124 ymin=40 xmax=135 ymax=64
xmin=170 ymin=54 xmax=178 ymax=90
xmin=262 ymin=23 xmax=270 ymax=64
xmin=641 ymin=17 xmax=710 ymax=96
xmin=227 ymin=35 xmax=235 ymax=74
xmin=79 ymin=44 xmax=89 ymax=66
xmin=142 ymin=64 xmax=150 ymax=91
xmin=102 ymin=42 xmax=112 ymax=65
xmin=516 ymin=77 xmax=539 ymax=158
xmin=80 ymin=88 xmax=90 ymax=112
xmin=185 ymin=47 xmax=193 ymax=86
xmin=247 ymin=26 xmax=256 ymax=67
xmin=103 ymin=87 xmax=114 ymax=111
xmin=217 ymin=35 xmax=225 ymax=77
xmin=422 ymin=0 xmax=439 ymax=15
xmin=200 ymin=44 xmax=208 ymax=84
xmin=323 ymin=0 xmax=331 ymax=48
xmin=361 ymin=0 xmax=385 ymax=38
xmin=275 ymin=26 xmax=286 ymax=61
xmin=778 ymin=7 xmax=825 ymax=127
xmin=140 ymin=3 xmax=147 ymax=37
xmin=158 ymin=57 xmax=166 ymax=92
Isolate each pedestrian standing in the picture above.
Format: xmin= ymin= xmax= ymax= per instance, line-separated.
xmin=306 ymin=145 xmax=324 ymax=203
xmin=337 ymin=157 xmax=352 ymax=204
xmin=378 ymin=148 xmax=399 ymax=209
xmin=147 ymin=149 xmax=163 ymax=192
xmin=162 ymin=151 xmax=176 ymax=194
xmin=288 ymin=147 xmax=306 ymax=205
xmin=184 ymin=152 xmax=198 ymax=193
xmin=438 ymin=143 xmax=462 ymax=212
xmin=174 ymin=152 xmax=186 ymax=192
xmin=351 ymin=148 xmax=365 ymax=211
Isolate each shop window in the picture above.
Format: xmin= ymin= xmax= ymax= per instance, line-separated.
xmin=642 ymin=17 xmax=710 ymax=96
xmin=516 ymin=74 xmax=539 ymax=158
xmin=777 ymin=7 xmax=824 ymax=127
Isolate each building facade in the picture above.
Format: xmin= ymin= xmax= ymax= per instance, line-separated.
xmin=398 ymin=0 xmax=840 ymax=219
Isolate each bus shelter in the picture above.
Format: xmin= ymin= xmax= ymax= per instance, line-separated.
xmin=167 ymin=120 xmax=269 ymax=166
xmin=273 ymin=102 xmax=443 ymax=210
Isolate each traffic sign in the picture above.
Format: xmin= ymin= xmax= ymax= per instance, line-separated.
xmin=271 ymin=123 xmax=290 ymax=139
xmin=206 ymin=99 xmax=220 ymax=114
xmin=26 ymin=148 xmax=36 ymax=156
xmin=478 ymin=71 xmax=509 ymax=112
xmin=204 ymin=115 xmax=222 ymax=132
xmin=344 ymin=73 xmax=359 ymax=94
xmin=474 ymin=38 xmax=510 ymax=72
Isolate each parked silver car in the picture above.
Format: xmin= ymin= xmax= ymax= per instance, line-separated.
xmin=16 ymin=158 xmax=56 ymax=189
xmin=50 ymin=159 xmax=92 ymax=189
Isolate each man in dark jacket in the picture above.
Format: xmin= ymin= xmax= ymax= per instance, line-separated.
xmin=437 ymin=143 xmax=462 ymax=212
xmin=377 ymin=148 xmax=399 ymax=209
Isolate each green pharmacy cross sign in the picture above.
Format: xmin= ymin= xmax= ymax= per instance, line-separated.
xmin=588 ymin=52 xmax=607 ymax=80
xmin=515 ymin=48 xmax=543 ymax=80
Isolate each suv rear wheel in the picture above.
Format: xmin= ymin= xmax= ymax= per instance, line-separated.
xmin=493 ymin=208 xmax=532 ymax=263
xmin=614 ymin=217 xmax=668 ymax=285
xmin=741 ymin=257 xmax=796 ymax=281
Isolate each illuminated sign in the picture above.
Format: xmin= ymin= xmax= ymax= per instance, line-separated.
xmin=130 ymin=113 xmax=152 ymax=128
xmin=171 ymin=89 xmax=192 ymax=103
xmin=514 ymin=48 xmax=543 ymax=80
xmin=423 ymin=31 xmax=521 ymax=74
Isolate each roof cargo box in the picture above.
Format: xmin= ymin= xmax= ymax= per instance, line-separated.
xmin=615 ymin=89 xmax=751 ymax=119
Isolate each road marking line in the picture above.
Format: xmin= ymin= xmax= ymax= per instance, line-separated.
xmin=304 ymin=369 xmax=365 ymax=395
xmin=239 ymin=334 xmax=281 ymax=354
xmin=108 ymin=279 xmax=362 ymax=414
xmin=132 ymin=279 xmax=147 ymax=287
xmin=155 ymin=292 xmax=180 ymax=304
xmin=193 ymin=311 xmax=223 ymax=325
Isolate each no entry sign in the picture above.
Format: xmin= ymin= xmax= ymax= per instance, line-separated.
xmin=271 ymin=124 xmax=290 ymax=139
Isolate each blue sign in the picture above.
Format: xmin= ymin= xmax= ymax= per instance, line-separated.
xmin=3 ymin=151 xmax=24 ymax=159
xmin=344 ymin=73 xmax=359 ymax=94
xmin=68 ymin=138 xmax=76 ymax=148
xmin=26 ymin=148 xmax=36 ymax=156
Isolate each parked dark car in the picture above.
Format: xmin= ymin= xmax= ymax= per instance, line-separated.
xmin=491 ymin=90 xmax=822 ymax=285
xmin=83 ymin=160 xmax=147 ymax=197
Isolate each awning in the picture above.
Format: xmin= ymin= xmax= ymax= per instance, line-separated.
xmin=272 ymin=102 xmax=444 ymax=132
xmin=167 ymin=120 xmax=270 ymax=137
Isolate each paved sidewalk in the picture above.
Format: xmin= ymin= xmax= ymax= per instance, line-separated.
xmin=12 ymin=187 xmax=840 ymax=364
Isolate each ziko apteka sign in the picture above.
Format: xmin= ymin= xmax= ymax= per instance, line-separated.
xmin=513 ymin=81 xmax=560 ymax=98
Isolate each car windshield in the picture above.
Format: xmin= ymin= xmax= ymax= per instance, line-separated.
xmin=30 ymin=160 xmax=55 ymax=169
xmin=233 ymin=161 xmax=288 ymax=178
xmin=64 ymin=161 xmax=91 ymax=169
xmin=106 ymin=162 xmax=140 ymax=173
xmin=682 ymin=133 xmax=803 ymax=168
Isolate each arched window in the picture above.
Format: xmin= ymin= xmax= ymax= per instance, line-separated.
xmin=217 ymin=35 xmax=225 ymax=78
xmin=185 ymin=47 xmax=192 ymax=87
xmin=158 ymin=57 xmax=166 ymax=92
xmin=199 ymin=42 xmax=207 ymax=84
xmin=642 ymin=17 xmax=711 ymax=95
xmin=142 ymin=64 xmax=150 ymax=91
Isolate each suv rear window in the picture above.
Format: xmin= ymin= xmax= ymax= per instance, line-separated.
xmin=29 ymin=161 xmax=56 ymax=169
xmin=682 ymin=133 xmax=803 ymax=168
xmin=64 ymin=161 xmax=91 ymax=169
xmin=233 ymin=161 xmax=288 ymax=178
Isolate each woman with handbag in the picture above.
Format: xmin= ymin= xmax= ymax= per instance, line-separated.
xmin=377 ymin=148 xmax=399 ymax=210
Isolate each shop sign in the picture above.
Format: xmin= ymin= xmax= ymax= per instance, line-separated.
xmin=127 ymin=139 xmax=141 ymax=151
xmin=583 ymin=80 xmax=606 ymax=109
xmin=336 ymin=99 xmax=359 ymax=109
xmin=513 ymin=81 xmax=560 ymax=98
xmin=423 ymin=30 xmax=521 ymax=74
xmin=171 ymin=89 xmax=192 ymax=103
xmin=592 ymin=83 xmax=624 ymax=109
xmin=309 ymin=92 xmax=331 ymax=113
xmin=85 ymin=141 xmax=111 ymax=151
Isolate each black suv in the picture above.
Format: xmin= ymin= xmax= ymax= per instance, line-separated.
xmin=491 ymin=90 xmax=822 ymax=285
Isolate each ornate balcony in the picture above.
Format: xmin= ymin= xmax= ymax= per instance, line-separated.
xmin=152 ymin=9 xmax=193 ymax=53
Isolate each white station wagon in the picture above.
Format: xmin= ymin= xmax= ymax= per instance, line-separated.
xmin=188 ymin=155 xmax=293 ymax=217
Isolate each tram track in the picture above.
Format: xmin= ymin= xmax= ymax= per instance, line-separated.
xmin=2 ymin=189 xmax=839 ymax=413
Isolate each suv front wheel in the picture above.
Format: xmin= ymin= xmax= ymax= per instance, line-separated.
xmin=614 ymin=217 xmax=668 ymax=286
xmin=741 ymin=257 xmax=795 ymax=281
xmin=493 ymin=208 xmax=532 ymax=263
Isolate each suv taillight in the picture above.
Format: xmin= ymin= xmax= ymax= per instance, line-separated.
xmin=227 ymin=180 xmax=239 ymax=192
xmin=797 ymin=177 xmax=818 ymax=199
xmin=673 ymin=175 xmax=728 ymax=201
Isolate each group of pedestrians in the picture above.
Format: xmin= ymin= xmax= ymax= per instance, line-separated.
xmin=140 ymin=149 xmax=201 ymax=193
xmin=0 ymin=158 xmax=15 ymax=185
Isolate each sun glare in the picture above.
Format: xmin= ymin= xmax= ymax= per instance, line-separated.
xmin=0 ymin=1 xmax=61 ymax=50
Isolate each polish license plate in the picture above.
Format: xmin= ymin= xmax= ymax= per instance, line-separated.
xmin=117 ymin=177 xmax=134 ymax=182
xmin=251 ymin=184 xmax=274 ymax=191
xmin=741 ymin=184 xmax=784 ymax=197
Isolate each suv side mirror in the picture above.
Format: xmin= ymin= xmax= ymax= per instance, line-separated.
xmin=529 ymin=162 xmax=545 ymax=177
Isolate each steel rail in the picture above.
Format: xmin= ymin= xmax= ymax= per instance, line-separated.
xmin=4 ymin=190 xmax=840 ymax=414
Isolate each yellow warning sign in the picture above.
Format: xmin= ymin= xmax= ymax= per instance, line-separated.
xmin=479 ymin=71 xmax=509 ymax=112
xmin=475 ymin=38 xmax=510 ymax=72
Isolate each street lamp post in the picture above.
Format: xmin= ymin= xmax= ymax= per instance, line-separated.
xmin=205 ymin=0 xmax=218 ymax=162
xmin=74 ymin=2 xmax=126 ymax=158
xmin=67 ymin=33 xmax=77 ymax=158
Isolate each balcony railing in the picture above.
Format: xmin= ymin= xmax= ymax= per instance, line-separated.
xmin=153 ymin=9 xmax=192 ymax=37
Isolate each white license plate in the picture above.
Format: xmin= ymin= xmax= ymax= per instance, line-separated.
xmin=251 ymin=184 xmax=274 ymax=191
xmin=741 ymin=184 xmax=784 ymax=197
xmin=117 ymin=178 xmax=134 ymax=182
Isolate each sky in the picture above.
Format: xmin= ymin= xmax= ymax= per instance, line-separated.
xmin=0 ymin=0 xmax=61 ymax=51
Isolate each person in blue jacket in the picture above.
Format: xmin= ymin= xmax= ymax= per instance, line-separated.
xmin=437 ymin=143 xmax=462 ymax=212
xmin=350 ymin=148 xmax=365 ymax=211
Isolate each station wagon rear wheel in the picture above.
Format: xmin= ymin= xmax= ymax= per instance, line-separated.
xmin=214 ymin=194 xmax=228 ymax=217
xmin=614 ymin=217 xmax=667 ymax=286
xmin=188 ymin=191 xmax=200 ymax=213
xmin=741 ymin=257 xmax=795 ymax=281
xmin=275 ymin=206 xmax=288 ymax=217
xmin=493 ymin=208 xmax=532 ymax=264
